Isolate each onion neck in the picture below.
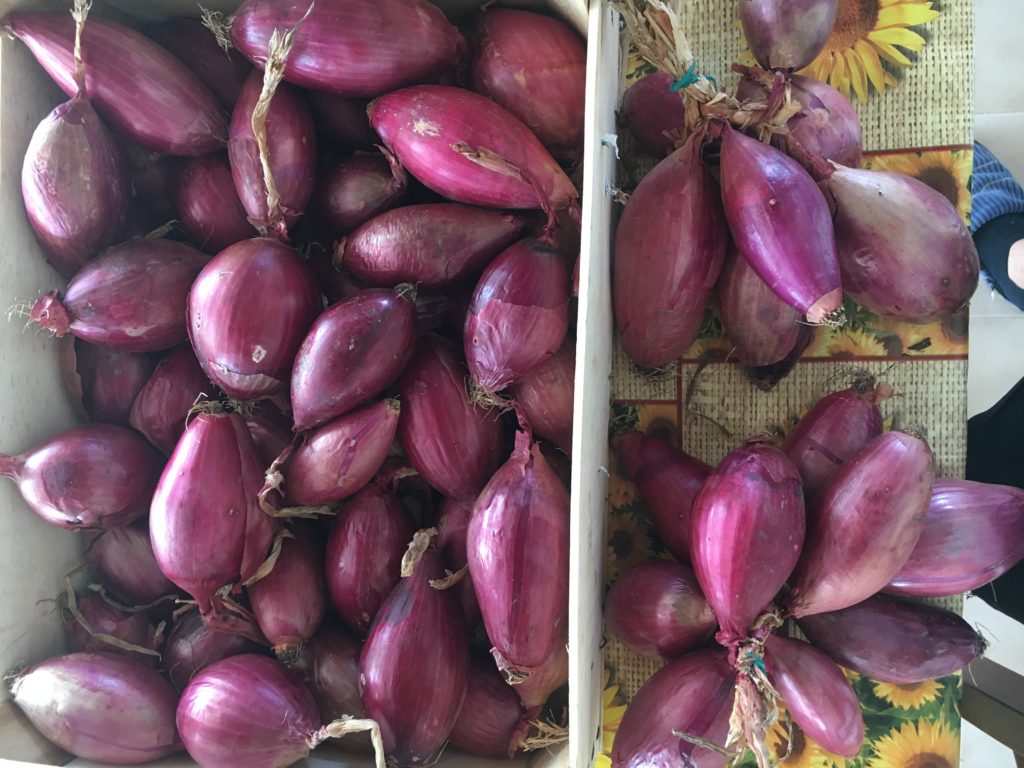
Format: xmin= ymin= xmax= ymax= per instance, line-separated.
xmin=0 ymin=454 xmax=23 ymax=481
xmin=29 ymin=292 xmax=71 ymax=336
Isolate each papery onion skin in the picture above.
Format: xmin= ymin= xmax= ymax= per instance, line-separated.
xmin=64 ymin=593 xmax=162 ymax=659
xmin=511 ymin=338 xmax=575 ymax=454
xmin=436 ymin=496 xmax=481 ymax=627
xmin=11 ymin=652 xmax=181 ymax=764
xmin=826 ymin=164 xmax=980 ymax=323
xmin=174 ymin=152 xmax=256 ymax=254
xmin=59 ymin=336 xmax=153 ymax=425
xmin=0 ymin=424 xmax=162 ymax=530
xmin=739 ymin=0 xmax=839 ymax=70
xmin=798 ymin=593 xmax=986 ymax=684
xmin=164 ymin=609 xmax=264 ymax=691
xmin=613 ymin=135 xmax=727 ymax=368
xmin=86 ymin=519 xmax=178 ymax=604
xmin=307 ymin=91 xmax=377 ymax=150
xmin=450 ymin=655 xmax=537 ymax=759
xmin=308 ymin=152 xmax=408 ymax=239
xmin=764 ymin=634 xmax=864 ymax=757
xmin=3 ymin=12 xmax=225 ymax=155
xmin=886 ymin=479 xmax=1024 ymax=597
xmin=128 ymin=346 xmax=213 ymax=456
xmin=244 ymin=402 xmax=294 ymax=467
xmin=149 ymin=18 xmax=252 ymax=111
xmin=620 ymin=72 xmax=686 ymax=157
xmin=787 ymin=430 xmax=934 ymax=618
xmin=612 ymin=430 xmax=711 ymax=564
xmin=786 ymin=75 xmax=862 ymax=167
xmin=690 ymin=441 xmax=805 ymax=645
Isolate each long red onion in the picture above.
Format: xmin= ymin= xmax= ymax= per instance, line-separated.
xmin=620 ymin=72 xmax=687 ymax=157
xmin=511 ymin=338 xmax=575 ymax=454
xmin=740 ymin=0 xmax=838 ymax=70
xmin=29 ymin=239 xmax=209 ymax=353
xmin=11 ymin=652 xmax=181 ymax=763
xmin=86 ymin=519 xmax=178 ymax=604
xmin=307 ymin=91 xmax=377 ymax=150
xmin=450 ymin=655 xmax=539 ymax=758
xmin=129 ymin=345 xmax=214 ymax=456
xmin=149 ymin=18 xmax=252 ymax=111
xmin=436 ymin=496 xmax=481 ymax=627
xmin=798 ymin=593 xmax=987 ymax=684
xmin=614 ymin=135 xmax=728 ymax=368
xmin=786 ymin=75 xmax=862 ymax=167
xmin=690 ymin=440 xmax=805 ymax=645
xmin=3 ymin=12 xmax=225 ymax=155
xmin=1 ymin=423 xmax=161 ymax=530
xmin=64 ymin=592 xmax=162 ymax=660
xmin=174 ymin=152 xmax=256 ymax=254
xmin=787 ymin=430 xmax=934 ymax=618
xmin=59 ymin=336 xmax=153 ymax=425
xmin=244 ymin=401 xmax=294 ymax=467
xmin=188 ymin=237 xmax=322 ymax=401
xmin=164 ymin=608 xmax=264 ymax=691
xmin=307 ymin=151 xmax=408 ymax=239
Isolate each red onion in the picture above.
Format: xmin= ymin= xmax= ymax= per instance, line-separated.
xmin=467 ymin=428 xmax=569 ymax=705
xmin=149 ymin=407 xmax=275 ymax=620
xmin=369 ymin=85 xmax=579 ymax=220
xmin=611 ymin=649 xmax=735 ymax=768
xmin=174 ymin=152 xmax=256 ymax=254
xmin=281 ymin=399 xmax=400 ymax=506
xmin=397 ymin=335 xmax=504 ymax=502
xmin=465 ymin=237 xmax=569 ymax=395
xmin=308 ymin=151 xmax=408 ymax=239
xmin=229 ymin=70 xmax=317 ymax=235
xmin=129 ymin=345 xmax=214 ymax=456
xmin=149 ymin=18 xmax=252 ymax=111
xmin=164 ymin=609 xmax=264 ymax=691
xmin=886 ymin=479 xmax=1024 ymax=597
xmin=337 ymin=203 xmax=527 ymax=289
xmin=249 ymin=522 xmax=327 ymax=659
xmin=64 ymin=592 xmax=162 ymax=660
xmin=510 ymin=338 xmax=575 ymax=453
xmin=230 ymin=0 xmax=465 ymax=97
xmin=787 ymin=75 xmax=862 ymax=166
xmin=620 ymin=72 xmax=686 ymax=157
xmin=690 ymin=440 xmax=805 ymax=645
xmin=470 ymin=8 xmax=586 ymax=161
xmin=539 ymin=441 xmax=572 ymax=488
xmin=798 ymin=592 xmax=986 ymax=684
xmin=0 ymin=423 xmax=161 ymax=530
xmin=86 ymin=519 xmax=178 ymax=604
xmin=326 ymin=482 xmax=415 ymax=634
xmin=606 ymin=561 xmax=717 ymax=661
xmin=787 ymin=430 xmax=934 ymax=618
xmin=826 ymin=164 xmax=980 ymax=322
xmin=719 ymin=125 xmax=842 ymax=325
xmin=613 ymin=135 xmax=727 ymax=368
xmin=244 ymin=402 xmax=294 ymax=467
xmin=513 ymin=639 xmax=569 ymax=712
xmin=59 ymin=336 xmax=153 ymax=425
xmin=21 ymin=94 xmax=126 ymax=277
xmin=764 ymin=635 xmax=864 ymax=757
xmin=360 ymin=531 xmax=469 ymax=767
xmin=188 ymin=237 xmax=322 ymax=401
xmin=450 ymin=655 xmax=538 ymax=758
xmin=4 ymin=13 xmax=225 ymax=155
xmin=122 ymin=142 xmax=175 ymax=218
xmin=612 ymin=429 xmax=711 ymax=563
xmin=781 ymin=377 xmax=888 ymax=499
xmin=309 ymin=246 xmax=367 ymax=303
xmin=739 ymin=0 xmax=838 ymax=70
xmin=29 ymin=238 xmax=209 ymax=353
xmin=291 ymin=287 xmax=416 ymax=432
xmin=437 ymin=496 xmax=481 ymax=627
xmin=308 ymin=91 xmax=377 ymax=150
xmin=11 ymin=652 xmax=181 ymax=763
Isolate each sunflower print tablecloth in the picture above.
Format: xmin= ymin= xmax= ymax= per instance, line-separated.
xmin=599 ymin=1 xmax=974 ymax=767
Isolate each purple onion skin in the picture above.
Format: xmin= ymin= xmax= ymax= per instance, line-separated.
xmin=719 ymin=125 xmax=842 ymax=324
xmin=177 ymin=654 xmax=320 ymax=768
xmin=293 ymin=625 xmax=366 ymax=721
xmin=611 ymin=649 xmax=735 ymax=768
xmin=787 ymin=75 xmax=862 ymax=166
xmin=782 ymin=382 xmax=886 ymax=499
xmin=122 ymin=143 xmax=175 ymax=217
xmin=690 ymin=441 xmax=805 ymax=645
xmin=308 ymin=91 xmax=377 ymax=150
xmin=308 ymin=152 xmax=408 ymax=239
xmin=620 ymin=72 xmax=686 ymax=157
xmin=291 ymin=288 xmax=417 ymax=432
xmin=65 ymin=593 xmax=162 ymax=660
xmin=284 ymin=399 xmax=401 ymax=505
xmin=230 ymin=0 xmax=466 ymax=97
xmin=149 ymin=18 xmax=252 ymax=111
xmin=397 ymin=335 xmax=504 ymax=503
xmin=149 ymin=411 xmax=275 ymax=614
xmin=886 ymin=479 xmax=1024 ymax=597
xmin=86 ymin=519 xmax=178 ymax=604
xmin=164 ymin=609 xmax=264 ymax=691
xmin=764 ymin=635 xmax=864 ymax=757
xmin=470 ymin=8 xmax=586 ymax=161
xmin=787 ymin=431 xmax=934 ymax=618
xmin=129 ymin=345 xmax=214 ymax=456
xmin=740 ymin=0 xmax=839 ymax=70
xmin=249 ymin=522 xmax=327 ymax=657
xmin=188 ymin=238 xmax=322 ymax=401
xmin=22 ymin=95 xmax=126 ymax=277
xmin=59 ymin=336 xmax=153 ymax=425
xmin=30 ymin=239 xmax=209 ymax=353
xmin=437 ymin=496 xmax=481 ymax=627
xmin=613 ymin=136 xmax=727 ymax=368
xmin=369 ymin=85 xmax=579 ymax=215
xmin=337 ymin=203 xmax=527 ymax=289
xmin=361 ymin=540 xmax=469 ymax=767
xmin=827 ymin=165 xmax=980 ymax=323
xmin=612 ymin=430 xmax=711 ymax=564
xmin=798 ymin=593 xmax=986 ymax=684
xmin=245 ymin=402 xmax=294 ymax=467
xmin=465 ymin=237 xmax=569 ymax=393
xmin=325 ymin=483 xmax=415 ymax=634
xmin=511 ymin=338 xmax=575 ymax=454
xmin=11 ymin=652 xmax=181 ymax=764
xmin=0 ymin=424 xmax=161 ymax=530
xmin=174 ymin=152 xmax=256 ymax=254
xmin=606 ymin=561 xmax=717 ymax=661
xmin=450 ymin=655 xmax=536 ymax=759
xmin=4 ymin=13 xmax=225 ymax=155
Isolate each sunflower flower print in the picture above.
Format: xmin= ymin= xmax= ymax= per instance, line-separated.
xmin=872 ymin=679 xmax=943 ymax=711
xmin=865 ymin=150 xmax=973 ymax=224
xmin=866 ymin=716 xmax=959 ymax=768
xmin=595 ymin=667 xmax=628 ymax=768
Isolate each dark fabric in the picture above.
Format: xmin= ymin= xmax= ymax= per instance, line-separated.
xmin=972 ymin=142 xmax=1024 ymax=233
xmin=974 ymin=213 xmax=1024 ymax=312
